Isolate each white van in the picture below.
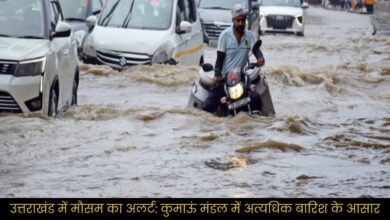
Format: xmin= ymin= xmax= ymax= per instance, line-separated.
xmin=83 ymin=0 xmax=204 ymax=69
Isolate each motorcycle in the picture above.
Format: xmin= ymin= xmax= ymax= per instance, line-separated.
xmin=187 ymin=40 xmax=275 ymax=117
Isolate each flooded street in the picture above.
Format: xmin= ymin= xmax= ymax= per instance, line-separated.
xmin=1 ymin=7 xmax=390 ymax=197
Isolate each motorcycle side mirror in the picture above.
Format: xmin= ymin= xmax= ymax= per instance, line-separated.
xmin=252 ymin=40 xmax=262 ymax=54
xmin=202 ymin=63 xmax=214 ymax=72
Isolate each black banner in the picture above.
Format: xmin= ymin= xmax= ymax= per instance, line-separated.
xmin=1 ymin=198 xmax=389 ymax=220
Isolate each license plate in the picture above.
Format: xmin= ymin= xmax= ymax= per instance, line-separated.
xmin=228 ymin=97 xmax=251 ymax=110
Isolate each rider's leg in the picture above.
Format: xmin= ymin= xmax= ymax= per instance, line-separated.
xmin=249 ymin=92 xmax=262 ymax=112
xmin=202 ymin=85 xmax=226 ymax=113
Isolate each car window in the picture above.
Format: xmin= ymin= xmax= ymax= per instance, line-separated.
xmin=261 ymin=0 xmax=301 ymax=7
xmin=58 ymin=0 xmax=88 ymax=20
xmin=177 ymin=0 xmax=196 ymax=23
xmin=98 ymin=0 xmax=173 ymax=30
xmin=48 ymin=1 xmax=60 ymax=31
xmin=198 ymin=0 xmax=247 ymax=9
xmin=92 ymin=0 xmax=102 ymax=14
xmin=176 ymin=0 xmax=185 ymax=25
xmin=0 ymin=0 xmax=45 ymax=38
xmin=184 ymin=0 xmax=196 ymax=23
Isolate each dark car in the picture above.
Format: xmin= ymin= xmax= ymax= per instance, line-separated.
xmin=58 ymin=0 xmax=104 ymax=58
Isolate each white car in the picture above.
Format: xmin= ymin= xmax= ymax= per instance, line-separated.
xmin=259 ymin=0 xmax=308 ymax=36
xmin=0 ymin=0 xmax=79 ymax=116
xmin=83 ymin=0 xmax=204 ymax=69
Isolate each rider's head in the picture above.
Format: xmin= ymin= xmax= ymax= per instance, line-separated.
xmin=231 ymin=4 xmax=247 ymax=35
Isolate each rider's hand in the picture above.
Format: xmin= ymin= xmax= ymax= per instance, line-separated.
xmin=258 ymin=56 xmax=265 ymax=67
xmin=212 ymin=76 xmax=221 ymax=86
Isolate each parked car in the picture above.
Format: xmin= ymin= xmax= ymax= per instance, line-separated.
xmin=0 ymin=0 xmax=79 ymax=116
xmin=197 ymin=0 xmax=261 ymax=44
xmin=58 ymin=0 xmax=104 ymax=58
xmin=83 ymin=0 xmax=204 ymax=69
xmin=259 ymin=0 xmax=308 ymax=36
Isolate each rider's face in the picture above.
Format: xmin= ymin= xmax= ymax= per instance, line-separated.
xmin=233 ymin=15 xmax=246 ymax=34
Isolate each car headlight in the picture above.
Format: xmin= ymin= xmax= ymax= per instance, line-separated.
xmin=14 ymin=57 xmax=46 ymax=77
xmin=228 ymin=83 xmax=244 ymax=100
xmin=296 ymin=15 xmax=303 ymax=25
xmin=152 ymin=42 xmax=175 ymax=64
xmin=74 ymin=30 xmax=86 ymax=47
xmin=83 ymin=35 xmax=96 ymax=57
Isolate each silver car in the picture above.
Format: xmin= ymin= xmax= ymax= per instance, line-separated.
xmin=0 ymin=0 xmax=79 ymax=116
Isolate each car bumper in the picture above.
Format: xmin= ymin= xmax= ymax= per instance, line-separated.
xmin=0 ymin=74 xmax=42 ymax=114
xmin=82 ymin=53 xmax=99 ymax=64
xmin=260 ymin=17 xmax=304 ymax=34
xmin=96 ymin=49 xmax=152 ymax=70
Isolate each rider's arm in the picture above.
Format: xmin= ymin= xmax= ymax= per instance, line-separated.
xmin=254 ymin=49 xmax=265 ymax=66
xmin=214 ymin=51 xmax=225 ymax=78
xmin=253 ymin=49 xmax=264 ymax=60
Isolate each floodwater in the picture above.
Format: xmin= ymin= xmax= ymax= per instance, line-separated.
xmin=1 ymin=7 xmax=389 ymax=197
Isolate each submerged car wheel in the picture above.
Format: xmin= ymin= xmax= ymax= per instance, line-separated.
xmin=48 ymin=88 xmax=58 ymax=117
xmin=71 ymin=78 xmax=78 ymax=106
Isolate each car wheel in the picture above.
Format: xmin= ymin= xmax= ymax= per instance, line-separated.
xmin=297 ymin=31 xmax=304 ymax=37
xmin=48 ymin=87 xmax=58 ymax=117
xmin=71 ymin=77 xmax=78 ymax=106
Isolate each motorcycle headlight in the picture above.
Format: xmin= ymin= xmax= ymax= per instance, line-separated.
xmin=296 ymin=15 xmax=303 ymax=25
xmin=14 ymin=57 xmax=46 ymax=77
xmin=228 ymin=83 xmax=244 ymax=100
xmin=83 ymin=35 xmax=96 ymax=57
xmin=74 ymin=30 xmax=86 ymax=47
xmin=152 ymin=42 xmax=175 ymax=64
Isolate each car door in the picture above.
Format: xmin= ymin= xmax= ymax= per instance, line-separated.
xmin=48 ymin=2 xmax=74 ymax=109
xmin=182 ymin=0 xmax=203 ymax=66
xmin=172 ymin=0 xmax=188 ymax=65
xmin=174 ymin=0 xmax=202 ymax=66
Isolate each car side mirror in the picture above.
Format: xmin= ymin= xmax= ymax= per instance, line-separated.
xmin=202 ymin=63 xmax=213 ymax=72
xmin=86 ymin=15 xmax=97 ymax=31
xmin=52 ymin=21 xmax=71 ymax=38
xmin=177 ymin=21 xmax=192 ymax=34
xmin=302 ymin=2 xmax=309 ymax=9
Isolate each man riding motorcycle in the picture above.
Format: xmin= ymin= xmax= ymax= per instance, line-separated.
xmin=202 ymin=3 xmax=265 ymax=114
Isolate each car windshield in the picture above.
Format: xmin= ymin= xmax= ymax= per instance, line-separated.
xmin=98 ymin=0 xmax=173 ymax=30
xmin=0 ymin=0 xmax=45 ymax=39
xmin=198 ymin=0 xmax=247 ymax=9
xmin=261 ymin=0 xmax=301 ymax=7
xmin=58 ymin=0 xmax=88 ymax=20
